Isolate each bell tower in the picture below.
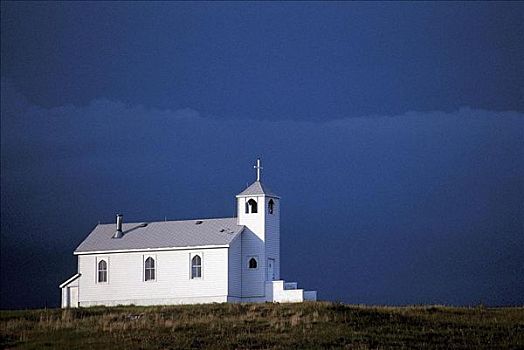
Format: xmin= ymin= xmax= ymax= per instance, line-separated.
xmin=237 ymin=159 xmax=280 ymax=298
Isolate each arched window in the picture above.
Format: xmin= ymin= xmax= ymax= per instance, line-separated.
xmin=145 ymin=257 xmax=155 ymax=281
xmin=246 ymin=199 xmax=258 ymax=214
xmin=249 ymin=257 xmax=258 ymax=269
xmin=98 ymin=260 xmax=107 ymax=283
xmin=268 ymin=199 xmax=275 ymax=214
xmin=191 ymin=255 xmax=202 ymax=279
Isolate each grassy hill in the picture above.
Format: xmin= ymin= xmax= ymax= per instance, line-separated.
xmin=1 ymin=302 xmax=523 ymax=349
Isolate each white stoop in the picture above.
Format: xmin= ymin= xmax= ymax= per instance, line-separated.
xmin=265 ymin=280 xmax=317 ymax=303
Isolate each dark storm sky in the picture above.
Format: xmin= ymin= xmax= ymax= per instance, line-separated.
xmin=1 ymin=2 xmax=523 ymax=309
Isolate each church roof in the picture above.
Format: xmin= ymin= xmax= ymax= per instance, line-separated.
xmin=236 ymin=181 xmax=279 ymax=198
xmin=74 ymin=217 xmax=244 ymax=254
xmin=59 ymin=273 xmax=81 ymax=288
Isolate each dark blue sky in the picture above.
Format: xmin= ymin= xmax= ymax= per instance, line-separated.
xmin=1 ymin=2 xmax=523 ymax=309
xmin=2 ymin=2 xmax=523 ymax=120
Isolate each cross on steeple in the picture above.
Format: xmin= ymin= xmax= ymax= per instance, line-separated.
xmin=254 ymin=158 xmax=263 ymax=181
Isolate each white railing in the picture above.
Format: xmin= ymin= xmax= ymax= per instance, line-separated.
xmin=284 ymin=282 xmax=298 ymax=290
xmin=304 ymin=291 xmax=317 ymax=301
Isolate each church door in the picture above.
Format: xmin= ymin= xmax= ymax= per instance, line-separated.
xmin=67 ymin=286 xmax=79 ymax=308
xmin=267 ymin=258 xmax=275 ymax=281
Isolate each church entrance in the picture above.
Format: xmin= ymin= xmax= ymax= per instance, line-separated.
xmin=267 ymin=258 xmax=275 ymax=281
xmin=66 ymin=286 xmax=78 ymax=308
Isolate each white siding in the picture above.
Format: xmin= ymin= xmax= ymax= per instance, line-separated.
xmin=237 ymin=196 xmax=267 ymax=297
xmin=240 ymin=227 xmax=265 ymax=297
xmin=265 ymin=197 xmax=280 ymax=280
xmin=227 ymin=237 xmax=242 ymax=297
xmin=61 ymin=278 xmax=80 ymax=308
xmin=237 ymin=196 xmax=266 ymax=241
xmin=236 ymin=194 xmax=281 ymax=299
xmin=77 ymin=247 xmax=229 ymax=306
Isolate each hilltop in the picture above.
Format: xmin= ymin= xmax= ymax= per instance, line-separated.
xmin=1 ymin=302 xmax=523 ymax=349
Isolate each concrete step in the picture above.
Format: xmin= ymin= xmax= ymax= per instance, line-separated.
xmin=265 ymin=280 xmax=317 ymax=303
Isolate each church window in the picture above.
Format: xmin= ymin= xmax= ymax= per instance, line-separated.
xmin=144 ymin=257 xmax=155 ymax=281
xmin=246 ymin=199 xmax=258 ymax=214
xmin=249 ymin=257 xmax=258 ymax=269
xmin=98 ymin=259 xmax=107 ymax=283
xmin=191 ymin=255 xmax=202 ymax=279
xmin=268 ymin=199 xmax=275 ymax=214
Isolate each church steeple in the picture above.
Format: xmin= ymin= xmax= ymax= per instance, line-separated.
xmin=236 ymin=158 xmax=281 ymax=284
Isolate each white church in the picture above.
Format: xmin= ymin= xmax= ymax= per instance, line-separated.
xmin=60 ymin=159 xmax=316 ymax=307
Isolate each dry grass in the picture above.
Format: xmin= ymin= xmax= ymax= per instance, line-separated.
xmin=1 ymin=302 xmax=523 ymax=349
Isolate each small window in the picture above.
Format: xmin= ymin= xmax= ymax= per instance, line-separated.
xmin=98 ymin=259 xmax=107 ymax=283
xmin=268 ymin=199 xmax=275 ymax=214
xmin=246 ymin=199 xmax=258 ymax=214
xmin=145 ymin=257 xmax=155 ymax=281
xmin=191 ymin=255 xmax=202 ymax=279
xmin=249 ymin=257 xmax=258 ymax=269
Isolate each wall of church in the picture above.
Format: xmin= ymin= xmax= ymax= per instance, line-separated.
xmin=240 ymin=227 xmax=266 ymax=297
xmin=237 ymin=196 xmax=267 ymax=298
xmin=265 ymin=197 xmax=280 ymax=280
xmin=76 ymin=247 xmax=229 ymax=307
xmin=237 ymin=196 xmax=265 ymax=241
xmin=227 ymin=237 xmax=242 ymax=297
xmin=61 ymin=278 xmax=79 ymax=308
xmin=236 ymin=194 xmax=283 ymax=298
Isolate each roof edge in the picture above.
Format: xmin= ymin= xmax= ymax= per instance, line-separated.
xmin=228 ymin=227 xmax=245 ymax=245
xmin=74 ymin=244 xmax=232 ymax=255
xmin=235 ymin=194 xmax=281 ymax=199
xmin=90 ymin=216 xmax=237 ymax=227
xmin=59 ymin=273 xmax=81 ymax=288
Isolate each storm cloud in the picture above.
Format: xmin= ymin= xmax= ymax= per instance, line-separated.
xmin=1 ymin=78 xmax=523 ymax=308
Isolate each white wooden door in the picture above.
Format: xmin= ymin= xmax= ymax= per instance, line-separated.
xmin=68 ymin=286 xmax=79 ymax=308
xmin=267 ymin=258 xmax=275 ymax=281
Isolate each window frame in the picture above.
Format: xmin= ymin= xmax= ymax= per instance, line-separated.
xmin=246 ymin=198 xmax=258 ymax=214
xmin=190 ymin=252 xmax=203 ymax=280
xmin=96 ymin=257 xmax=109 ymax=284
xmin=247 ymin=256 xmax=259 ymax=270
xmin=143 ymin=255 xmax=157 ymax=282
xmin=268 ymin=199 xmax=275 ymax=214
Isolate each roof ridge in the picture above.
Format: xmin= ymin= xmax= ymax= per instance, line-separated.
xmin=96 ymin=216 xmax=237 ymax=226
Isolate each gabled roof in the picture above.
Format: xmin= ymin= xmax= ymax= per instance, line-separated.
xmin=74 ymin=217 xmax=244 ymax=254
xmin=236 ymin=181 xmax=279 ymax=198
